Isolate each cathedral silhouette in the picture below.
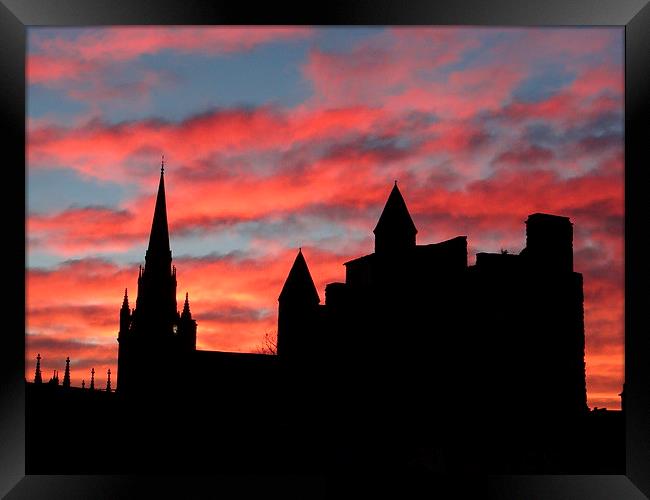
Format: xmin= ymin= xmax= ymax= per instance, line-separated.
xmin=25 ymin=164 xmax=623 ymax=475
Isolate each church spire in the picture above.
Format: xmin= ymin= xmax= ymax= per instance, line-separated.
xmin=122 ymin=288 xmax=129 ymax=309
xmin=129 ymin=163 xmax=179 ymax=340
xmin=373 ymin=182 xmax=417 ymax=254
xmin=90 ymin=368 xmax=95 ymax=390
xmin=34 ymin=353 xmax=42 ymax=384
xmin=279 ymin=248 xmax=320 ymax=304
xmin=106 ymin=369 xmax=112 ymax=392
xmin=62 ymin=357 xmax=71 ymax=388
xmin=146 ymin=161 xmax=171 ymax=264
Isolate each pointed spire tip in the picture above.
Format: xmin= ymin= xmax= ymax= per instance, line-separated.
xmin=147 ymin=154 xmax=171 ymax=257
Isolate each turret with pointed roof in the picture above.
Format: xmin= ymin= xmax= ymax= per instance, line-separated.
xmin=279 ymin=249 xmax=320 ymax=305
xmin=119 ymin=289 xmax=130 ymax=336
xmin=117 ymin=288 xmax=131 ymax=393
xmin=373 ymin=182 xmax=417 ymax=255
xmin=178 ymin=292 xmax=197 ymax=351
xmin=277 ymin=249 xmax=321 ymax=359
xmin=181 ymin=292 xmax=192 ymax=319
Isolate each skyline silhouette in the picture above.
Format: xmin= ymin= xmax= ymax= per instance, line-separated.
xmin=26 ymin=27 xmax=624 ymax=410
xmin=27 ymin=168 xmax=622 ymax=411
xmin=25 ymin=168 xmax=624 ymax=475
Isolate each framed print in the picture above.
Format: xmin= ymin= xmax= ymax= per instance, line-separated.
xmin=1 ymin=1 xmax=648 ymax=498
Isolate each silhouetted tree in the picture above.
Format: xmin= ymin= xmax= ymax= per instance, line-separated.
xmin=255 ymin=331 xmax=278 ymax=355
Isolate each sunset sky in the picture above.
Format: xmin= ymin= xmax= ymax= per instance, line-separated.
xmin=26 ymin=27 xmax=623 ymax=408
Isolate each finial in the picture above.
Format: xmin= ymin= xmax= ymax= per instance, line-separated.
xmin=394 ymin=179 xmax=398 ymax=186
xmin=82 ymin=379 xmax=85 ymax=389
xmin=299 ymin=246 xmax=302 ymax=253
xmin=34 ymin=353 xmax=42 ymax=384
xmin=182 ymin=291 xmax=191 ymax=318
xmin=161 ymin=154 xmax=165 ymax=174
xmin=63 ymin=357 xmax=71 ymax=388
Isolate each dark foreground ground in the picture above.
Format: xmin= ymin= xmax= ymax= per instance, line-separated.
xmin=25 ymin=382 xmax=623 ymax=476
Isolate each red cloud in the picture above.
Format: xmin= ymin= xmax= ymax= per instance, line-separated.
xmin=28 ymin=206 xmax=145 ymax=254
xmin=40 ymin=27 xmax=313 ymax=62
xmin=28 ymin=106 xmax=390 ymax=182
xmin=27 ymin=54 xmax=99 ymax=85
xmin=303 ymin=28 xmax=480 ymax=107
xmin=29 ymin=27 xmax=313 ymax=85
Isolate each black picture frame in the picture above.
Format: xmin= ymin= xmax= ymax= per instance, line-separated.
xmin=1 ymin=1 xmax=648 ymax=498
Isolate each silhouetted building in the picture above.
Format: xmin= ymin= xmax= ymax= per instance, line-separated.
xmin=117 ymin=161 xmax=197 ymax=394
xmin=113 ymin=170 xmax=588 ymax=432
xmin=27 ymin=167 xmax=618 ymax=475
xmin=277 ymin=182 xmax=588 ymax=424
